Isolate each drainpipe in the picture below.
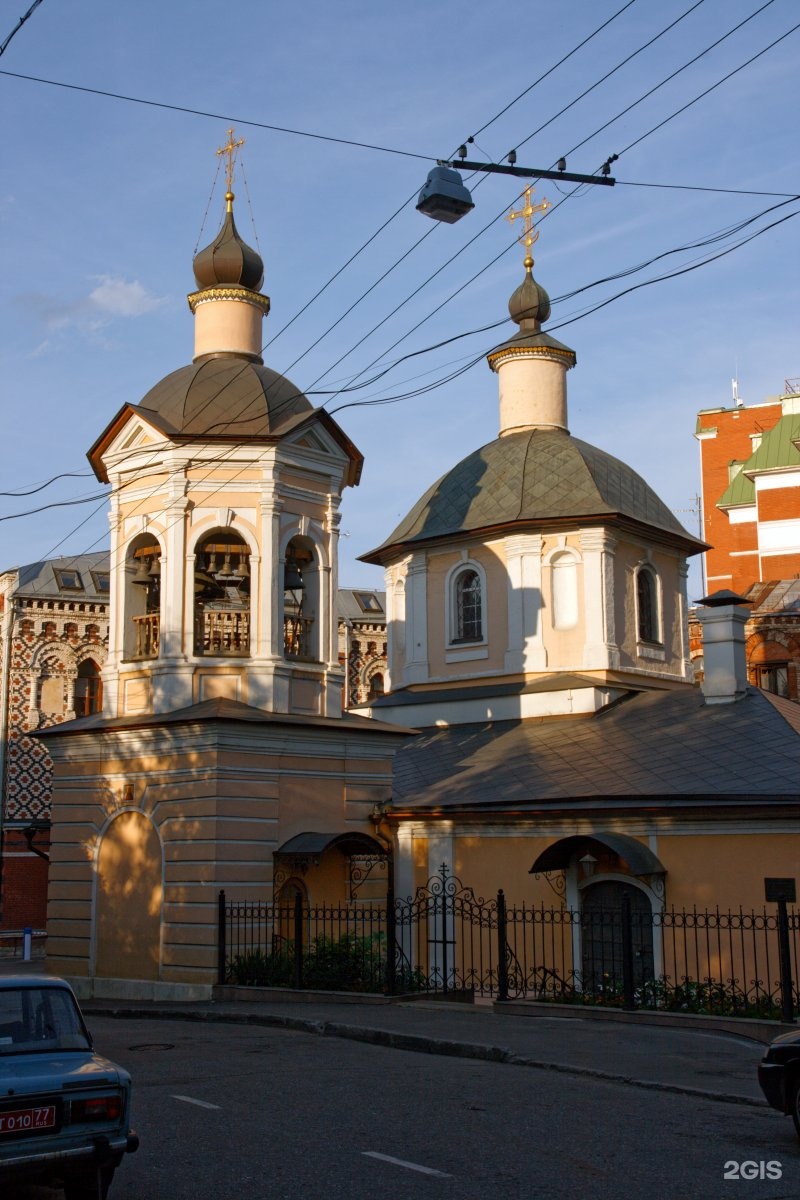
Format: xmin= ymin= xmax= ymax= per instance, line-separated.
xmin=342 ymin=617 xmax=353 ymax=709
xmin=0 ymin=582 xmax=17 ymax=920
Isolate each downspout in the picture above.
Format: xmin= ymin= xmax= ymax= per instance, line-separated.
xmin=342 ymin=617 xmax=353 ymax=709
xmin=0 ymin=587 xmax=17 ymax=920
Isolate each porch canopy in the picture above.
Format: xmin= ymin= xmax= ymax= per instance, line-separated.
xmin=529 ymin=833 xmax=666 ymax=877
xmin=274 ymin=831 xmax=386 ymax=864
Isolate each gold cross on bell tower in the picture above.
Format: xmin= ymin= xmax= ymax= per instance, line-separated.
xmin=217 ymin=128 xmax=245 ymax=209
xmin=507 ymin=186 xmax=551 ymax=272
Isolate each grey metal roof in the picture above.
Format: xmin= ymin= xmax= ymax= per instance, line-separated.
xmin=337 ymin=589 xmax=386 ymax=622
xmin=361 ymin=429 xmax=703 ymax=563
xmin=135 ymin=358 xmax=312 ymax=440
xmin=390 ymin=686 xmax=800 ymax=807
xmin=10 ymin=553 xmax=110 ymax=601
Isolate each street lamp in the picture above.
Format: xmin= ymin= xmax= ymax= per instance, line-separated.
xmin=579 ymin=853 xmax=598 ymax=879
xmin=416 ymin=151 xmax=617 ymax=224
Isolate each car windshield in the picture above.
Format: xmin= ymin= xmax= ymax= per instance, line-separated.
xmin=0 ymin=986 xmax=91 ymax=1055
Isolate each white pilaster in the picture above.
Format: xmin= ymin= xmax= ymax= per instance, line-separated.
xmin=505 ymin=534 xmax=546 ymax=672
xmin=404 ymin=552 xmax=429 ymax=684
xmin=580 ymin=529 xmax=619 ymax=669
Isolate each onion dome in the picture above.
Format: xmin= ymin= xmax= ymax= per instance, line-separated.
xmin=487 ymin=264 xmax=575 ymax=372
xmin=508 ymin=268 xmax=551 ymax=330
xmin=192 ymin=192 xmax=264 ymax=292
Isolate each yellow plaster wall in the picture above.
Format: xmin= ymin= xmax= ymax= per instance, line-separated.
xmin=424 ymin=545 xmax=507 ymax=677
xmin=47 ymin=724 xmax=400 ymax=984
xmin=614 ymin=541 xmax=684 ymax=673
xmin=540 ymin=533 xmax=587 ymax=667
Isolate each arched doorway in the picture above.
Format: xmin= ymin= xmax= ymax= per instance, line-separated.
xmin=95 ymin=811 xmax=162 ymax=980
xmin=580 ymin=880 xmax=654 ymax=992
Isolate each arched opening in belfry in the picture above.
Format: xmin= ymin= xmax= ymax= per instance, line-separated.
xmin=124 ymin=536 xmax=162 ymax=661
xmin=194 ymin=530 xmax=252 ymax=657
xmin=283 ymin=537 xmax=319 ymax=662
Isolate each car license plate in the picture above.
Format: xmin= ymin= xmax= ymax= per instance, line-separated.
xmin=0 ymin=1105 xmax=57 ymax=1135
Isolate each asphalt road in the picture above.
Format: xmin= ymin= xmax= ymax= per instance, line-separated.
xmin=9 ymin=1015 xmax=800 ymax=1200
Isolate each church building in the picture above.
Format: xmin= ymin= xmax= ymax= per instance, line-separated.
xmin=356 ymin=195 xmax=800 ymax=925
xmin=36 ymin=156 xmax=800 ymax=998
xmin=38 ymin=141 xmax=409 ymax=995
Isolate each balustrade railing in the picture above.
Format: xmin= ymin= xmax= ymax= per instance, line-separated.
xmin=283 ymin=614 xmax=314 ymax=660
xmin=195 ymin=607 xmax=250 ymax=656
xmin=132 ymin=613 xmax=160 ymax=659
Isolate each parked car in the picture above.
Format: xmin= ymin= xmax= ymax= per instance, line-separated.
xmin=758 ymin=1027 xmax=800 ymax=1138
xmin=0 ymin=974 xmax=138 ymax=1198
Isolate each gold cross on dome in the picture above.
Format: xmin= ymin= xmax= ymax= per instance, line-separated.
xmin=507 ymin=186 xmax=551 ymax=269
xmin=217 ymin=128 xmax=245 ymax=194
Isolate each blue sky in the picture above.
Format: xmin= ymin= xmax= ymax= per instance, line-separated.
xmin=1 ymin=0 xmax=798 ymax=602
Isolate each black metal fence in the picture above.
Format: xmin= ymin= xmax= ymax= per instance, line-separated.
xmin=218 ymin=866 xmax=800 ymax=1020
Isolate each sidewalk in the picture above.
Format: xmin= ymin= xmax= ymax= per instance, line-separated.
xmin=0 ymin=956 xmax=777 ymax=1106
xmin=80 ymin=992 xmax=771 ymax=1109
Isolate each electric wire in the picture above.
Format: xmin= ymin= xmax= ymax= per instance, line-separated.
xmin=0 ymin=68 xmax=434 ymax=161
xmin=6 ymin=8 xmax=796 ymax=572
xmin=0 ymin=0 xmax=45 ymax=58
xmin=6 ymin=180 xmax=798 ymax=518
xmin=307 ymin=12 xmax=800 ymax=404
xmin=467 ymin=0 xmax=640 ymax=143
xmin=10 ymin=190 xmax=797 ymax=523
xmin=294 ymin=0 xmax=773 ymax=395
xmin=509 ymin=0 xmax=708 ymax=159
xmin=617 ymin=16 xmax=800 ymax=159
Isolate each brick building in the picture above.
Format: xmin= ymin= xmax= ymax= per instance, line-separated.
xmin=693 ymin=380 xmax=800 ymax=699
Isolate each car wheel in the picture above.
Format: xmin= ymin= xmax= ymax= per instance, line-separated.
xmin=63 ymin=1163 xmax=115 ymax=1200
xmin=791 ymin=1078 xmax=800 ymax=1141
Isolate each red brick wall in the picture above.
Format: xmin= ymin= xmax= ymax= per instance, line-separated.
xmin=1 ymin=830 xmax=50 ymax=929
xmin=757 ymin=488 xmax=800 ymax=522
xmin=761 ymin=554 xmax=800 ymax=580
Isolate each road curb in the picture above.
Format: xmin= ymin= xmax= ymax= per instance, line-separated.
xmin=85 ymin=1004 xmax=768 ymax=1110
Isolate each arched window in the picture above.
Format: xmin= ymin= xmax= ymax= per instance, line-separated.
xmin=74 ymin=659 xmax=103 ymax=717
xmin=368 ymin=673 xmax=385 ymax=700
xmin=636 ymin=566 xmax=660 ymax=644
xmin=551 ymin=552 xmax=579 ymax=630
xmin=194 ymin=531 xmax=251 ymax=657
xmin=452 ymin=568 xmax=482 ymax=643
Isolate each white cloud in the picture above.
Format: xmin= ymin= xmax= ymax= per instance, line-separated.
xmin=87 ymin=276 xmax=164 ymax=318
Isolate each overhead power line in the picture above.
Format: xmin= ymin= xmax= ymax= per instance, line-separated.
xmin=0 ymin=67 xmax=434 ymax=161
xmin=0 ymin=0 xmax=45 ymax=58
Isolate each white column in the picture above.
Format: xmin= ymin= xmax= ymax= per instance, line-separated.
xmin=580 ymin=529 xmax=618 ymax=669
xmin=258 ymin=489 xmax=282 ymax=661
xmin=103 ymin=494 xmax=123 ymax=715
xmin=160 ymin=477 xmax=188 ymax=660
xmin=505 ymin=534 xmax=546 ymax=672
